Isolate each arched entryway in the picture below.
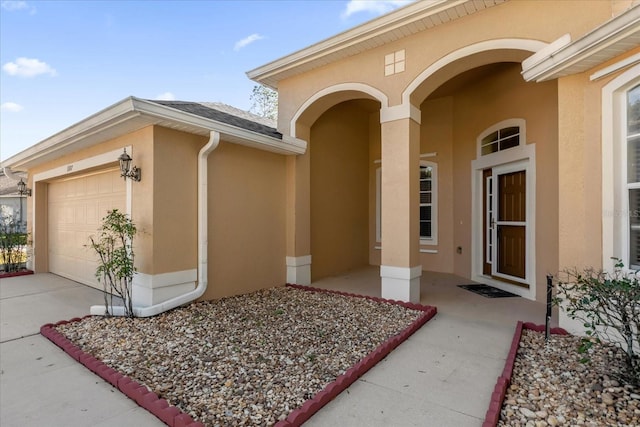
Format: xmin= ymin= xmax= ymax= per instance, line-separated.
xmin=402 ymin=41 xmax=558 ymax=301
xmin=288 ymin=86 xmax=384 ymax=282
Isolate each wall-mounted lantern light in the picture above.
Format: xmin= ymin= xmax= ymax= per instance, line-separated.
xmin=118 ymin=148 xmax=141 ymax=181
xmin=17 ymin=178 xmax=32 ymax=197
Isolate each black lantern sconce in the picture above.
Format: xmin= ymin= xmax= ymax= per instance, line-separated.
xmin=17 ymin=178 xmax=32 ymax=196
xmin=118 ymin=148 xmax=141 ymax=182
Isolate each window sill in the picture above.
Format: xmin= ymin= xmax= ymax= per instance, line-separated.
xmin=373 ymin=245 xmax=438 ymax=254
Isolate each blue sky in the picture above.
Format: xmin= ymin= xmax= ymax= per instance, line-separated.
xmin=1 ymin=0 xmax=413 ymax=161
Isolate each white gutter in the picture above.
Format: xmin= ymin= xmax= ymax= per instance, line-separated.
xmin=521 ymin=5 xmax=640 ymax=82
xmin=2 ymin=167 xmax=23 ymax=182
xmin=90 ymin=130 xmax=221 ymax=317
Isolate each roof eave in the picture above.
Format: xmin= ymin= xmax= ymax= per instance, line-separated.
xmin=521 ymin=5 xmax=640 ymax=82
xmin=2 ymin=97 xmax=305 ymax=171
xmin=247 ymin=0 xmax=500 ymax=88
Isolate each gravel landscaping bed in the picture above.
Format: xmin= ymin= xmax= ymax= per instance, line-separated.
xmin=499 ymin=329 xmax=640 ymax=426
xmin=54 ymin=286 xmax=426 ymax=426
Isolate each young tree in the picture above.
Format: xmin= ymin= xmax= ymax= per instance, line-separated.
xmin=250 ymin=84 xmax=278 ymax=121
xmin=88 ymin=209 xmax=137 ymax=318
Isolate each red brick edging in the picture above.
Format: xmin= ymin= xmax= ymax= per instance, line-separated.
xmin=40 ymin=285 xmax=437 ymax=427
xmin=0 ymin=269 xmax=34 ymax=279
xmin=482 ymin=322 xmax=569 ymax=427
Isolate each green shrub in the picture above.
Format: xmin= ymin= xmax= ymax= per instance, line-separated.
xmin=0 ymin=218 xmax=29 ymax=273
xmin=87 ymin=209 xmax=137 ymax=317
xmin=555 ymin=259 xmax=639 ymax=386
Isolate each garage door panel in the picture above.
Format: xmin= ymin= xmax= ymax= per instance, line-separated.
xmin=48 ymin=169 xmax=126 ymax=290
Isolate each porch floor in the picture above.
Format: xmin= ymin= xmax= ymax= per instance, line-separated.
xmin=311 ymin=266 xmax=548 ymax=327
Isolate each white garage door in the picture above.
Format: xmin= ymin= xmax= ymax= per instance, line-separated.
xmin=48 ymin=168 xmax=126 ymax=289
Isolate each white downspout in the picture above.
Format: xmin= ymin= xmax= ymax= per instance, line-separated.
xmin=90 ymin=130 xmax=221 ymax=317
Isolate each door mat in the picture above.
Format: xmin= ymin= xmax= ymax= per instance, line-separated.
xmin=457 ymin=284 xmax=520 ymax=298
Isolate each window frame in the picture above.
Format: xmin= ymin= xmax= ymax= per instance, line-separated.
xmin=374 ymin=159 xmax=438 ymax=248
xmin=477 ymin=119 xmax=526 ymax=159
xmin=601 ymin=64 xmax=640 ymax=273
xmin=624 ymin=84 xmax=640 ymax=270
xmin=419 ymin=160 xmax=438 ymax=246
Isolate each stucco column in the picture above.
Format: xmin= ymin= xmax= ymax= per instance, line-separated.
xmin=285 ymin=125 xmax=312 ymax=285
xmin=380 ymin=116 xmax=421 ymax=302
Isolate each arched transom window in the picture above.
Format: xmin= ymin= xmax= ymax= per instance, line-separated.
xmin=478 ymin=119 xmax=525 ymax=157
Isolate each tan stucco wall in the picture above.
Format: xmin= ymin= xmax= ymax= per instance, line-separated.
xmin=206 ymin=141 xmax=287 ymax=300
xmin=309 ymin=100 xmax=372 ymax=279
xmin=151 ymin=127 xmax=203 ymax=275
xmin=419 ymin=96 xmax=455 ymax=273
xmin=277 ymin=0 xmax=614 ymax=135
xmin=557 ymin=46 xmax=640 ymax=273
xmin=26 ymin=123 xmax=289 ymax=301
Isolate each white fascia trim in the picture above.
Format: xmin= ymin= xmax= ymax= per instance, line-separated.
xmin=2 ymin=96 xmax=303 ymax=171
xmin=282 ymin=135 xmax=308 ymax=153
xmin=247 ymin=0 xmax=487 ymax=87
xmin=522 ymin=6 xmax=640 ymax=82
xmin=380 ymin=103 xmax=421 ymax=124
xmin=2 ymin=97 xmax=141 ymax=170
xmin=590 ymin=52 xmax=640 ymax=81
xmin=403 ymin=39 xmax=547 ymax=105
xmin=290 ymin=83 xmax=389 ymax=138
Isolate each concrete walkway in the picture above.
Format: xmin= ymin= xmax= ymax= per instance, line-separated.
xmin=1 ymin=271 xmax=550 ymax=426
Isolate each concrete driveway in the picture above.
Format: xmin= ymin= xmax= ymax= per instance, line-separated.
xmin=1 ymin=271 xmax=549 ymax=426
xmin=0 ymin=273 xmax=163 ymax=427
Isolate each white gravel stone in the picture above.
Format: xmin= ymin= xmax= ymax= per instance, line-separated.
xmin=498 ymin=329 xmax=639 ymax=427
xmin=56 ymin=287 xmax=423 ymax=426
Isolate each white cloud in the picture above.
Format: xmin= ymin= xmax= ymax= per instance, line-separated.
xmin=1 ymin=102 xmax=24 ymax=112
xmin=234 ymin=33 xmax=264 ymax=51
xmin=1 ymin=1 xmax=36 ymax=14
xmin=155 ymin=92 xmax=176 ymax=101
xmin=3 ymin=57 xmax=56 ymax=77
xmin=341 ymin=0 xmax=413 ymax=19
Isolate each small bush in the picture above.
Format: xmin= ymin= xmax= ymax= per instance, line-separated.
xmin=0 ymin=218 xmax=29 ymax=273
xmin=555 ymin=259 xmax=639 ymax=386
xmin=87 ymin=209 xmax=137 ymax=318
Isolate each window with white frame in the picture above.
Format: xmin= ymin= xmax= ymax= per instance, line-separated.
xmin=374 ymin=160 xmax=438 ymax=246
xmin=420 ymin=161 xmax=437 ymax=243
xmin=626 ymin=84 xmax=640 ymax=269
xmin=480 ymin=126 xmax=522 ymax=156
